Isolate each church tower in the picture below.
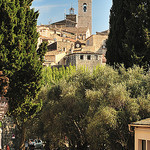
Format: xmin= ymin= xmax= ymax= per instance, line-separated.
xmin=78 ymin=0 xmax=92 ymax=35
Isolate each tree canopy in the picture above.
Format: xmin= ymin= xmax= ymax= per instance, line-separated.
xmin=106 ymin=0 xmax=150 ymax=69
xmin=0 ymin=0 xmax=47 ymax=148
xmin=30 ymin=65 xmax=150 ymax=150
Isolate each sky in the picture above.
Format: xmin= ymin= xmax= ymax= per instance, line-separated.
xmin=32 ymin=0 xmax=112 ymax=34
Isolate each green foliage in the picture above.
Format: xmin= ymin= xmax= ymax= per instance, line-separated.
xmin=87 ymin=107 xmax=117 ymax=150
xmin=42 ymin=65 xmax=76 ymax=86
xmin=0 ymin=0 xmax=47 ymax=148
xmin=31 ymin=65 xmax=150 ymax=149
xmin=106 ymin=1 xmax=150 ymax=69
xmin=37 ymin=41 xmax=48 ymax=63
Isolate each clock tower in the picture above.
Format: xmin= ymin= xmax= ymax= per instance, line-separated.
xmin=78 ymin=0 xmax=92 ymax=35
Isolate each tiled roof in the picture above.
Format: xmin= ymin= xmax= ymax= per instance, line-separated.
xmin=131 ymin=118 xmax=150 ymax=126
xmin=51 ymin=19 xmax=77 ymax=25
xmin=62 ymin=27 xmax=88 ymax=34
xmin=96 ymin=30 xmax=109 ymax=35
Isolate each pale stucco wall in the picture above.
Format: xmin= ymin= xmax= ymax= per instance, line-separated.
xmin=135 ymin=127 xmax=150 ymax=150
xmin=55 ymin=52 xmax=66 ymax=65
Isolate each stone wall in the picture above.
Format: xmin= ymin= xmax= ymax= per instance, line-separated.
xmin=57 ymin=41 xmax=74 ymax=52
xmin=78 ymin=0 xmax=92 ymax=35
xmin=66 ymin=53 xmax=102 ymax=70
xmin=86 ymin=34 xmax=108 ymax=52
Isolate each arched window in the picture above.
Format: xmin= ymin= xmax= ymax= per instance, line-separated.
xmin=83 ymin=3 xmax=87 ymax=12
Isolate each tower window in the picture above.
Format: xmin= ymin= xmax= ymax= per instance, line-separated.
xmin=83 ymin=3 xmax=87 ymax=12
xmin=87 ymin=55 xmax=91 ymax=60
xmin=80 ymin=55 xmax=84 ymax=60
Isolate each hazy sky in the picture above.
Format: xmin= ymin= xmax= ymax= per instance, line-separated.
xmin=32 ymin=0 xmax=112 ymax=34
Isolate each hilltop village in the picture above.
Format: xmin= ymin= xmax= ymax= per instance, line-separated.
xmin=37 ymin=0 xmax=108 ymax=69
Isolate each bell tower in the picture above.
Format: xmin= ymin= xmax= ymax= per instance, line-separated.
xmin=78 ymin=0 xmax=92 ymax=35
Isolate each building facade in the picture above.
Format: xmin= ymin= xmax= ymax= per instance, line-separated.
xmin=78 ymin=0 xmax=92 ymax=35
xmin=129 ymin=118 xmax=150 ymax=150
xmin=66 ymin=52 xmax=103 ymax=70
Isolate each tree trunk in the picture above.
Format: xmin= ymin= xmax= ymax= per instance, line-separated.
xmin=19 ymin=124 xmax=26 ymax=150
xmin=77 ymin=141 xmax=88 ymax=150
xmin=45 ymin=140 xmax=50 ymax=150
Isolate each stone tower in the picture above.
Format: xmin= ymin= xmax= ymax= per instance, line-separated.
xmin=78 ymin=0 xmax=92 ymax=35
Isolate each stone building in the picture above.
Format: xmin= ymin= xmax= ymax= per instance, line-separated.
xmin=51 ymin=19 xmax=77 ymax=28
xmin=66 ymin=7 xmax=77 ymax=22
xmin=37 ymin=0 xmax=93 ymax=44
xmin=44 ymin=50 xmax=66 ymax=67
xmin=78 ymin=0 xmax=92 ymax=35
xmin=65 ymin=52 xmax=103 ymax=70
xmin=85 ymin=30 xmax=109 ymax=53
xmin=46 ymin=38 xmax=76 ymax=52
xmin=37 ymin=0 xmax=109 ymax=68
xmin=50 ymin=0 xmax=92 ymax=39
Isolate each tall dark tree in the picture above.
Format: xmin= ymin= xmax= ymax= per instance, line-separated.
xmin=106 ymin=0 xmax=150 ymax=69
xmin=0 ymin=0 xmax=47 ymax=149
xmin=106 ymin=1 xmax=128 ymax=67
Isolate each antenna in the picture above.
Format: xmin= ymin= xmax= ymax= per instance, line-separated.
xmin=64 ymin=8 xmax=66 ymax=19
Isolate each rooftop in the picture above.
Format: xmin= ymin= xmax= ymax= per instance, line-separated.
xmin=51 ymin=19 xmax=77 ymax=25
xmin=96 ymin=30 xmax=109 ymax=35
xmin=67 ymin=51 xmax=101 ymax=56
xmin=131 ymin=118 xmax=150 ymax=126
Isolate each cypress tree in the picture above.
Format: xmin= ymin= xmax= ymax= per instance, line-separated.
xmin=106 ymin=0 xmax=128 ymax=67
xmin=106 ymin=0 xmax=150 ymax=69
xmin=0 ymin=0 xmax=47 ymax=149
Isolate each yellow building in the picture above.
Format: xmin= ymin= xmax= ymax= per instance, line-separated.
xmin=129 ymin=118 xmax=150 ymax=150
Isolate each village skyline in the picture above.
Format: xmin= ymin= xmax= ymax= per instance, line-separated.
xmin=32 ymin=0 xmax=112 ymax=34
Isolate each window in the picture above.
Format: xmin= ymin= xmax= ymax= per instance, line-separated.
xmin=142 ymin=140 xmax=146 ymax=150
xmin=95 ymin=55 xmax=98 ymax=60
xmin=80 ymin=55 xmax=84 ymax=60
xmin=63 ymin=48 xmax=66 ymax=51
xmin=87 ymin=55 xmax=91 ymax=60
xmin=147 ymin=140 xmax=150 ymax=150
xmin=83 ymin=3 xmax=87 ymax=12
xmin=139 ymin=140 xmax=146 ymax=150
